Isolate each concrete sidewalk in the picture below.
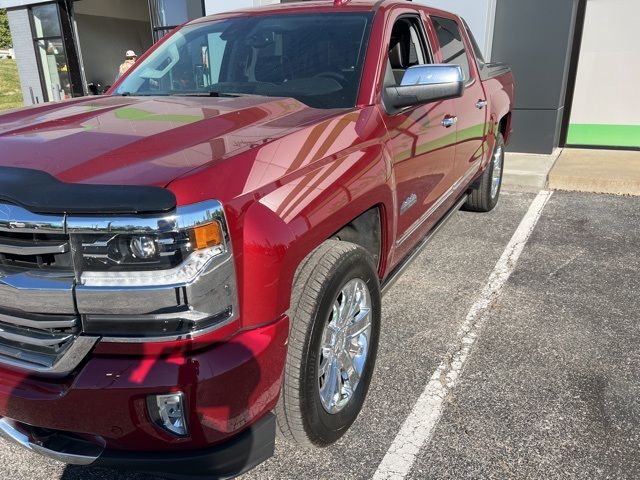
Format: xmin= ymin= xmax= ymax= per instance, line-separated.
xmin=503 ymin=150 xmax=561 ymax=190
xmin=503 ymin=147 xmax=640 ymax=196
xmin=549 ymin=149 xmax=640 ymax=196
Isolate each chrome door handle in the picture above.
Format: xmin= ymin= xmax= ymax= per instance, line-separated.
xmin=442 ymin=115 xmax=458 ymax=128
xmin=476 ymin=99 xmax=488 ymax=109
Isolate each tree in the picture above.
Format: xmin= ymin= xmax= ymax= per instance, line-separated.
xmin=0 ymin=9 xmax=12 ymax=50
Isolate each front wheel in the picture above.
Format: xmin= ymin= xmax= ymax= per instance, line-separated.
xmin=276 ymin=240 xmax=381 ymax=447
xmin=464 ymin=132 xmax=505 ymax=212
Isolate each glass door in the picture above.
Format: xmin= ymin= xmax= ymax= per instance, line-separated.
xmin=30 ymin=1 xmax=84 ymax=101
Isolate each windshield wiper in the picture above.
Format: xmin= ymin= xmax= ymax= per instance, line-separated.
xmin=118 ymin=92 xmax=171 ymax=97
xmin=169 ymin=91 xmax=250 ymax=98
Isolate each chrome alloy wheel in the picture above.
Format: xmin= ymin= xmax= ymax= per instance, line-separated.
xmin=318 ymin=278 xmax=372 ymax=414
xmin=491 ymin=145 xmax=504 ymax=199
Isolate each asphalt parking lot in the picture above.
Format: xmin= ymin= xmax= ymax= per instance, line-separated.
xmin=1 ymin=189 xmax=638 ymax=480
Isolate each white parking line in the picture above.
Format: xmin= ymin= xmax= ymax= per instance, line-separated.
xmin=373 ymin=190 xmax=554 ymax=480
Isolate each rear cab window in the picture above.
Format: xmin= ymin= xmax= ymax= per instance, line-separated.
xmin=429 ymin=15 xmax=473 ymax=83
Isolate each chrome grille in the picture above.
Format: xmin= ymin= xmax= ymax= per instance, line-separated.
xmin=0 ymin=307 xmax=79 ymax=369
xmin=0 ymin=231 xmax=72 ymax=270
xmin=0 ymin=203 xmax=95 ymax=376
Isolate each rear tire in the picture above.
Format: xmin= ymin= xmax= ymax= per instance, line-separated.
xmin=464 ymin=133 xmax=505 ymax=212
xmin=276 ymin=240 xmax=381 ymax=448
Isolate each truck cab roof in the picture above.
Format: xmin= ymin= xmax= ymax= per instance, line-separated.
xmin=190 ymin=0 xmax=456 ymax=23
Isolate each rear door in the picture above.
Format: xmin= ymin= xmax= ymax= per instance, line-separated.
xmin=380 ymin=13 xmax=458 ymax=256
xmin=429 ymin=15 xmax=487 ymax=181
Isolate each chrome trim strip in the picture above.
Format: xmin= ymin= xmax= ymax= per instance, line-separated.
xmin=0 ymin=200 xmax=224 ymax=236
xmin=0 ymin=204 xmax=65 ymax=234
xmin=396 ymin=166 xmax=479 ymax=246
xmin=0 ymin=240 xmax=69 ymax=256
xmin=0 ymin=271 xmax=76 ymax=315
xmin=0 ymin=336 xmax=98 ymax=377
xmin=0 ymin=418 xmax=102 ymax=465
xmin=66 ymin=200 xmax=224 ymax=234
xmin=0 ymin=312 xmax=77 ymax=330
xmin=0 ymin=329 xmax=72 ymax=348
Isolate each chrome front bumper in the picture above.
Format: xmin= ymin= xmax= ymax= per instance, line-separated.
xmin=0 ymin=418 xmax=103 ymax=465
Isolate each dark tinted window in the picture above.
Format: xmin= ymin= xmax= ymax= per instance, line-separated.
xmin=386 ymin=17 xmax=427 ymax=87
xmin=115 ymin=13 xmax=373 ymax=109
xmin=431 ymin=16 xmax=471 ymax=81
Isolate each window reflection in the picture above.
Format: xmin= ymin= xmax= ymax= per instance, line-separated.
xmin=36 ymin=39 xmax=72 ymax=101
xmin=32 ymin=3 xmax=61 ymax=37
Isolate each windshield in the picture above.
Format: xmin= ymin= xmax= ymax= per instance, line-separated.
xmin=114 ymin=13 xmax=373 ymax=109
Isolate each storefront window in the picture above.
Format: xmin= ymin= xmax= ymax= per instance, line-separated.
xmin=150 ymin=0 xmax=204 ymax=41
xmin=32 ymin=3 xmax=61 ymax=37
xmin=31 ymin=3 xmax=73 ymax=101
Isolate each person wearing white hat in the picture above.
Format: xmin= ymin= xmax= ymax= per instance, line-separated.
xmin=117 ymin=50 xmax=138 ymax=80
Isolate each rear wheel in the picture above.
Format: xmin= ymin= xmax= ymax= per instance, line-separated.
xmin=276 ymin=240 xmax=381 ymax=447
xmin=464 ymin=132 xmax=505 ymax=212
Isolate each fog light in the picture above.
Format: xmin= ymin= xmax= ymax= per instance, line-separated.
xmin=147 ymin=392 xmax=188 ymax=437
xmin=129 ymin=236 xmax=158 ymax=259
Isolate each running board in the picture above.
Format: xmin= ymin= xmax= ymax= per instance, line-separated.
xmin=381 ymin=195 xmax=468 ymax=296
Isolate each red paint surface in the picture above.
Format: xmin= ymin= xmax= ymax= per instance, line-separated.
xmin=0 ymin=0 xmax=513 ymax=452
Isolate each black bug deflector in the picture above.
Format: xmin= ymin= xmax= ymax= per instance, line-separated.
xmin=0 ymin=167 xmax=176 ymax=215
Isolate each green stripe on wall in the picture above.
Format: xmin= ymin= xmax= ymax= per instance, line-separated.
xmin=567 ymin=124 xmax=640 ymax=148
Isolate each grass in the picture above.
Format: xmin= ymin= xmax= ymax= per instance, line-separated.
xmin=0 ymin=59 xmax=24 ymax=112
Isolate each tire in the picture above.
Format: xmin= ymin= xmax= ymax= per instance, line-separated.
xmin=276 ymin=240 xmax=381 ymax=448
xmin=464 ymin=132 xmax=505 ymax=213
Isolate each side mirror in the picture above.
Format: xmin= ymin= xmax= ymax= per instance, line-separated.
xmin=384 ymin=64 xmax=464 ymax=111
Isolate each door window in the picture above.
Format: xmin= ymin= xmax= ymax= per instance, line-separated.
xmin=431 ymin=16 xmax=471 ymax=82
xmin=386 ymin=16 xmax=429 ymax=87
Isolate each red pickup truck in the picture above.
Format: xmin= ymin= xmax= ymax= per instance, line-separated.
xmin=0 ymin=1 xmax=513 ymax=477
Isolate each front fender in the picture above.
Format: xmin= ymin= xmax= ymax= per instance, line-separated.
xmin=239 ymin=143 xmax=393 ymax=329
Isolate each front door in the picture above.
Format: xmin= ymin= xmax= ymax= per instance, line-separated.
xmin=380 ymin=14 xmax=458 ymax=258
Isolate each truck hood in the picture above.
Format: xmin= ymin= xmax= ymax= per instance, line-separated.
xmin=0 ymin=95 xmax=338 ymax=187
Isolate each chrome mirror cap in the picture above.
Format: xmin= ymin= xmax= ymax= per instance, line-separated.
xmin=400 ymin=64 xmax=464 ymax=87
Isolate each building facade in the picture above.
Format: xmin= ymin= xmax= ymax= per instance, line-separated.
xmin=1 ymin=0 xmax=638 ymax=153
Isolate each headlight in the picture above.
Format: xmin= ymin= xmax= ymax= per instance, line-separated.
xmin=67 ymin=201 xmax=229 ymax=285
xmin=77 ymin=221 xmax=224 ymax=272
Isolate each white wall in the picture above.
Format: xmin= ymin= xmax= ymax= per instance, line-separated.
xmin=570 ymin=0 xmax=640 ymax=126
xmin=204 ymin=0 xmax=280 ymax=15
xmin=417 ymin=0 xmax=496 ymax=60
